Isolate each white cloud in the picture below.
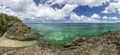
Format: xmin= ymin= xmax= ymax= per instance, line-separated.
xmin=70 ymin=13 xmax=85 ymax=22
xmin=70 ymin=13 xmax=119 ymax=23
xmin=110 ymin=16 xmax=118 ymax=20
xmin=36 ymin=4 xmax=77 ymax=20
xmin=102 ymin=16 xmax=119 ymax=23
xmin=0 ymin=5 xmax=18 ymax=18
xmin=0 ymin=0 xmax=37 ymax=19
xmin=46 ymin=0 xmax=110 ymax=8
xmin=0 ymin=0 xmax=77 ymax=21
xmin=91 ymin=14 xmax=101 ymax=19
xmin=70 ymin=13 xmax=101 ymax=23
xmin=114 ymin=0 xmax=120 ymax=2
xmin=118 ymin=8 xmax=120 ymax=14
xmin=103 ymin=16 xmax=108 ymax=19
xmin=0 ymin=0 xmax=119 ymax=23
xmin=102 ymin=1 xmax=120 ymax=14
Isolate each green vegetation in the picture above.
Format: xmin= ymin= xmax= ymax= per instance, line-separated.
xmin=0 ymin=13 xmax=22 ymax=36
xmin=0 ymin=13 xmax=41 ymax=40
xmin=0 ymin=14 xmax=7 ymax=32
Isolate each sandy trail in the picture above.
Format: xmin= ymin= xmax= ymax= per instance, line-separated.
xmin=0 ymin=37 xmax=37 ymax=47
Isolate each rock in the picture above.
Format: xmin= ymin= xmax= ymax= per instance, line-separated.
xmin=0 ymin=31 xmax=3 ymax=37
xmin=0 ymin=14 xmax=120 ymax=55
xmin=64 ymin=37 xmax=86 ymax=48
xmin=38 ymin=40 xmax=50 ymax=47
xmin=4 ymin=28 xmax=41 ymax=41
xmin=4 ymin=25 xmax=41 ymax=40
xmin=64 ymin=42 xmax=76 ymax=48
xmin=0 ymin=31 xmax=120 ymax=55
xmin=73 ymin=37 xmax=85 ymax=42
xmin=0 ymin=13 xmax=41 ymax=41
xmin=103 ymin=31 xmax=113 ymax=35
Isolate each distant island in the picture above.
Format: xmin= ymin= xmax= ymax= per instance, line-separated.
xmin=116 ymin=22 xmax=120 ymax=23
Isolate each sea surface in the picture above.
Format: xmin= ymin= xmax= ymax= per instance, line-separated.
xmin=27 ymin=23 xmax=120 ymax=47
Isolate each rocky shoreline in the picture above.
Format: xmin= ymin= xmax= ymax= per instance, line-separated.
xmin=0 ymin=31 xmax=120 ymax=55
xmin=0 ymin=14 xmax=120 ymax=55
xmin=0 ymin=13 xmax=41 ymax=41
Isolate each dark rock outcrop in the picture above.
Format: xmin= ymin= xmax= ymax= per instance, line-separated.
xmin=0 ymin=31 xmax=120 ymax=55
xmin=0 ymin=13 xmax=41 ymax=41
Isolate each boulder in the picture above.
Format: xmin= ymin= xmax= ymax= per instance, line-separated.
xmin=4 ymin=26 xmax=41 ymax=41
xmin=64 ymin=42 xmax=76 ymax=48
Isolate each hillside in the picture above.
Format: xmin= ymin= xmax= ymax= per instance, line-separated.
xmin=0 ymin=13 xmax=41 ymax=41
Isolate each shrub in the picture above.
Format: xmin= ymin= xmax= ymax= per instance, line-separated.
xmin=0 ymin=13 xmax=22 ymax=33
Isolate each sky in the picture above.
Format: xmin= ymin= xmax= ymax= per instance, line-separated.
xmin=0 ymin=0 xmax=120 ymax=23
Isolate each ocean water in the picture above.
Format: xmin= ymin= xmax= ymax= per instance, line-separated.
xmin=27 ymin=23 xmax=120 ymax=47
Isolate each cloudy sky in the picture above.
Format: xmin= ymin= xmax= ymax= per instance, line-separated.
xmin=0 ymin=0 xmax=120 ymax=23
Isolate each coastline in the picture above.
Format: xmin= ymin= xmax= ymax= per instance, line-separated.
xmin=0 ymin=31 xmax=120 ymax=55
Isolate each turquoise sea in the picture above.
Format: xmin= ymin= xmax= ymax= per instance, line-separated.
xmin=27 ymin=23 xmax=120 ymax=47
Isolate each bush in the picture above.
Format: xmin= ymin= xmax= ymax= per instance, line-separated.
xmin=0 ymin=13 xmax=41 ymax=40
xmin=0 ymin=14 xmax=7 ymax=32
xmin=0 ymin=13 xmax=22 ymax=35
